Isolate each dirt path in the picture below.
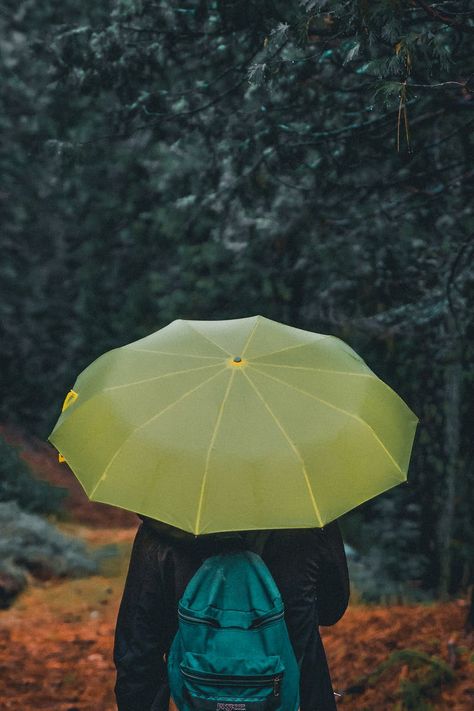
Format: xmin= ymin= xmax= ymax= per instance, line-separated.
xmin=0 ymin=527 xmax=135 ymax=711
xmin=323 ymin=602 xmax=473 ymax=709
xmin=0 ymin=524 xmax=472 ymax=710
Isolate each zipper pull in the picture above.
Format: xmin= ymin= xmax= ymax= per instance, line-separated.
xmin=273 ymin=676 xmax=281 ymax=697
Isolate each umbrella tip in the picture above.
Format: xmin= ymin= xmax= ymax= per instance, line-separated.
xmin=233 ymin=357 xmax=242 ymax=363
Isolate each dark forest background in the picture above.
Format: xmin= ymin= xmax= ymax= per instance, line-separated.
xmin=1 ymin=0 xmax=473 ymax=601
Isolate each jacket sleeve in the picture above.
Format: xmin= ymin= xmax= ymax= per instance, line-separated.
xmin=314 ymin=521 xmax=350 ymax=626
xmin=113 ymin=524 xmax=170 ymax=711
xmin=263 ymin=522 xmax=349 ymax=653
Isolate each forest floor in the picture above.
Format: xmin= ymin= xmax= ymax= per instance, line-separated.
xmin=0 ymin=425 xmax=473 ymax=710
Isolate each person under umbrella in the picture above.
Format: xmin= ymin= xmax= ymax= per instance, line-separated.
xmin=114 ymin=517 xmax=349 ymax=711
xmin=49 ymin=316 xmax=417 ymax=711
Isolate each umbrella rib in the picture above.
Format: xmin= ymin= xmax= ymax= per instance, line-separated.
xmin=184 ymin=320 xmax=232 ymax=357
xmin=240 ymin=316 xmax=260 ymax=358
xmin=254 ymin=363 xmax=372 ymax=378
xmin=194 ymin=369 xmax=236 ymax=534
xmin=103 ymin=363 xmax=223 ymax=391
xmin=243 ymin=370 xmax=324 ymax=528
xmin=250 ymin=367 xmax=402 ymax=474
xmin=89 ymin=367 xmax=227 ymax=499
xmin=253 ymin=363 xmax=416 ymax=411
xmin=251 ymin=337 xmax=329 ymax=362
xmin=128 ymin=349 xmax=224 ymax=360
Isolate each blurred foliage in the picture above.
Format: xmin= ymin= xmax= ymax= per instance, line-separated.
xmin=0 ymin=501 xmax=98 ymax=607
xmin=1 ymin=1 xmax=473 ymax=595
xmin=346 ymin=648 xmax=455 ymax=710
xmin=0 ymin=434 xmax=65 ymax=515
xmin=345 ymin=498 xmax=431 ymax=603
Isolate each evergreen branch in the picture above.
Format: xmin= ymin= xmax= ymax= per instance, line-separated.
xmin=117 ymin=24 xmax=239 ymax=39
xmin=407 ymin=80 xmax=469 ymax=89
xmin=66 ymin=37 xmax=290 ymax=145
xmin=415 ymin=0 xmax=474 ymax=32
xmin=141 ymin=52 xmax=253 ymax=100
xmin=287 ymin=102 xmax=417 ymax=146
xmin=76 ymin=71 xmax=250 ymax=145
xmin=347 ymin=292 xmax=447 ymax=335
xmin=410 ymin=117 xmax=474 ymax=155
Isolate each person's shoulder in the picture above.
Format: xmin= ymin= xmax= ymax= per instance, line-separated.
xmin=270 ymin=523 xmax=341 ymax=541
xmin=139 ymin=515 xmax=195 ymax=544
xmin=266 ymin=523 xmax=344 ymax=557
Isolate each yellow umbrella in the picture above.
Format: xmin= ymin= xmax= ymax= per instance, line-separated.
xmin=48 ymin=316 xmax=418 ymax=534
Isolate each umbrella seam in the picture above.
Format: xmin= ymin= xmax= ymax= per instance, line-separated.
xmin=250 ymin=337 xmax=329 ymax=362
xmin=254 ymin=362 xmax=419 ymax=413
xmin=88 ymin=367 xmax=228 ymax=499
xmin=242 ymin=370 xmax=324 ymax=528
xmin=240 ymin=316 xmax=260 ymax=358
xmin=184 ymin=320 xmax=233 ymax=357
xmin=103 ymin=363 xmax=223 ymax=391
xmin=127 ymin=349 xmax=223 ymax=360
xmin=194 ymin=369 xmax=236 ymax=535
xmin=254 ymin=363 xmax=373 ymax=377
xmin=250 ymin=366 xmax=403 ymax=474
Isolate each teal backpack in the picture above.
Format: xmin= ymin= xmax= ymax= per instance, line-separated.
xmin=168 ymin=550 xmax=300 ymax=711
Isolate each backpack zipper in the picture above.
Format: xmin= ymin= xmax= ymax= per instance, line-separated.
xmin=250 ymin=610 xmax=284 ymax=629
xmin=273 ymin=675 xmax=281 ymax=697
xmin=178 ymin=610 xmax=220 ymax=627
xmin=178 ymin=609 xmax=284 ymax=629
xmin=181 ymin=668 xmax=283 ymax=697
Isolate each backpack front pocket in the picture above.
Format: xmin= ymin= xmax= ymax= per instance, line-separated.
xmin=180 ymin=652 xmax=284 ymax=711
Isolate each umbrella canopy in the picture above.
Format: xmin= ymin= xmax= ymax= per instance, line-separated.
xmin=49 ymin=316 xmax=418 ymax=534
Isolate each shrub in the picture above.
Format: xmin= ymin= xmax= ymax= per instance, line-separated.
xmin=345 ymin=649 xmax=455 ymax=710
xmin=0 ymin=434 xmax=65 ymax=514
xmin=0 ymin=501 xmax=98 ymax=607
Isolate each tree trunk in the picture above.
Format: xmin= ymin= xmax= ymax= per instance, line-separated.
xmin=437 ymin=317 xmax=462 ymax=599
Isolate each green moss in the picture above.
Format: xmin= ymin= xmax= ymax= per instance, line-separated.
xmin=346 ymin=649 xmax=455 ymax=710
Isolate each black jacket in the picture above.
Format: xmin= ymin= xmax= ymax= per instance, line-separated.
xmin=114 ymin=519 xmax=349 ymax=711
